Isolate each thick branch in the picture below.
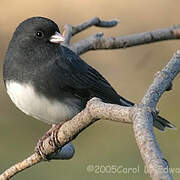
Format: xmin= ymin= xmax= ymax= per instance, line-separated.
xmin=132 ymin=108 xmax=173 ymax=180
xmin=131 ymin=51 xmax=180 ymax=180
xmin=69 ymin=25 xmax=180 ymax=55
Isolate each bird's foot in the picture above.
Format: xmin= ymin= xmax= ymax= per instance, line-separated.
xmin=35 ymin=122 xmax=65 ymax=160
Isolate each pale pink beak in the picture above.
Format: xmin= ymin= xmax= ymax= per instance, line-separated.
xmin=49 ymin=31 xmax=65 ymax=43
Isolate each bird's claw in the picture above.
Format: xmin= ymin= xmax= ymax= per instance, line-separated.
xmin=35 ymin=123 xmax=65 ymax=160
xmin=35 ymin=132 xmax=51 ymax=160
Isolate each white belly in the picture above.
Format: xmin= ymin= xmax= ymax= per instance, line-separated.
xmin=6 ymin=81 xmax=79 ymax=124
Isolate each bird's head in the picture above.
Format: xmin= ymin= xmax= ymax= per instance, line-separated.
xmin=11 ymin=16 xmax=65 ymax=49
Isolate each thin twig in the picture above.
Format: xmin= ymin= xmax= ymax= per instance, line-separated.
xmin=0 ymin=153 xmax=41 ymax=180
xmin=62 ymin=17 xmax=118 ymax=46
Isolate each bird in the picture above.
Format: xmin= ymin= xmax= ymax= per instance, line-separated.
xmin=3 ymin=17 xmax=175 ymax=148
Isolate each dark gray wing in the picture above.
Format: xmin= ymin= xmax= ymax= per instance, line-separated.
xmin=55 ymin=46 xmax=122 ymax=105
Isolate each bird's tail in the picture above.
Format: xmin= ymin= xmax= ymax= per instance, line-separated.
xmin=154 ymin=115 xmax=176 ymax=131
xmin=119 ymin=96 xmax=176 ymax=131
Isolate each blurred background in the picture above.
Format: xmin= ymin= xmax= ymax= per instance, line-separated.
xmin=0 ymin=0 xmax=180 ymax=179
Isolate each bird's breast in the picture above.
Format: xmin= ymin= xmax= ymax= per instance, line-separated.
xmin=6 ymin=81 xmax=81 ymax=124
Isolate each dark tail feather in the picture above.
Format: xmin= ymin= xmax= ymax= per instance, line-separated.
xmin=119 ymin=96 xmax=176 ymax=131
xmin=154 ymin=115 xmax=176 ymax=131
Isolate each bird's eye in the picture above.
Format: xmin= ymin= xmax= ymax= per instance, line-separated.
xmin=36 ymin=31 xmax=44 ymax=39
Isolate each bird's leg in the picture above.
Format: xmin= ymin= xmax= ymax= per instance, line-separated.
xmin=35 ymin=121 xmax=66 ymax=159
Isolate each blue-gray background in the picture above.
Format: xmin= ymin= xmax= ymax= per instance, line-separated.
xmin=0 ymin=0 xmax=180 ymax=179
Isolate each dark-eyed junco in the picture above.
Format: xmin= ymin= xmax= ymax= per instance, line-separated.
xmin=3 ymin=17 xmax=175 ymax=134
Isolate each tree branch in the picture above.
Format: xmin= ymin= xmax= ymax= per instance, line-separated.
xmin=132 ymin=51 xmax=180 ymax=179
xmin=0 ymin=100 xmax=131 ymax=180
xmin=70 ymin=25 xmax=180 ymax=55
xmin=62 ymin=17 xmax=118 ymax=46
